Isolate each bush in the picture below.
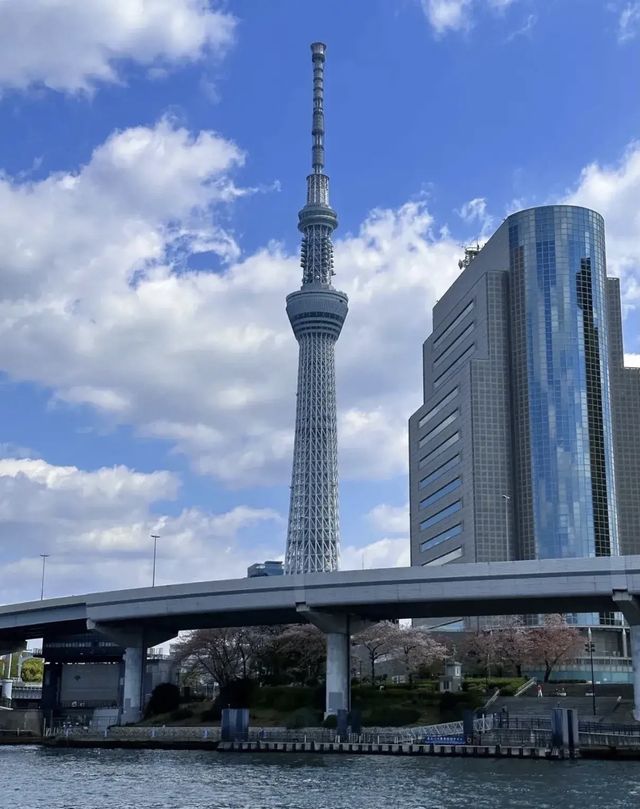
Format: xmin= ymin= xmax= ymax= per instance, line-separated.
xmin=145 ymin=683 xmax=180 ymax=718
xmin=200 ymin=704 xmax=221 ymax=722
xmin=363 ymin=707 xmax=421 ymax=727
xmin=286 ymin=707 xmax=322 ymax=729
xmin=169 ymin=707 xmax=194 ymax=722
xmin=322 ymin=714 xmax=337 ymax=729
xmin=218 ymin=679 xmax=258 ymax=709
xmin=252 ymin=685 xmax=320 ymax=712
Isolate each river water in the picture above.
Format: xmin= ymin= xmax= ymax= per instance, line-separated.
xmin=1 ymin=746 xmax=639 ymax=809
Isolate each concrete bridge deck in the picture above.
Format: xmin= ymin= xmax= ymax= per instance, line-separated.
xmin=1 ymin=555 xmax=640 ymax=723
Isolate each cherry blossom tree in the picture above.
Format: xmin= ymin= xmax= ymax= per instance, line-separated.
xmin=492 ymin=617 xmax=534 ymax=678
xmin=390 ymin=626 xmax=448 ymax=683
xmin=354 ymin=621 xmax=398 ymax=683
xmin=527 ymin=614 xmax=583 ymax=682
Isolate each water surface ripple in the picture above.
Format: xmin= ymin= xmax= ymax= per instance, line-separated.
xmin=2 ymin=746 xmax=639 ymax=809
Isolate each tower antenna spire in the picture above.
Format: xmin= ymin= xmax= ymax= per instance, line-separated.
xmin=311 ymin=42 xmax=326 ymax=174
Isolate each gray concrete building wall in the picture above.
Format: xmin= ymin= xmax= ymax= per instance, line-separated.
xmin=409 ymin=223 xmax=513 ymax=571
xmin=607 ymin=278 xmax=640 ymax=555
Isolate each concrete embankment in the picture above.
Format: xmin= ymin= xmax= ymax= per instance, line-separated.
xmin=6 ymin=735 xmax=640 ymax=759
xmin=217 ymin=740 xmax=575 ymax=759
xmin=44 ymin=737 xmax=219 ymax=751
xmin=0 ymin=736 xmax=41 ymax=746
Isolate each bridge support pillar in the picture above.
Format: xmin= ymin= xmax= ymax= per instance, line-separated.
xmin=86 ymin=621 xmax=175 ymax=726
xmin=122 ymin=644 xmax=146 ymax=725
xmin=630 ymin=625 xmax=640 ymax=722
xmin=325 ymin=631 xmax=350 ymax=716
xmin=296 ymin=606 xmax=369 ymax=717
xmin=612 ymin=591 xmax=640 ymax=721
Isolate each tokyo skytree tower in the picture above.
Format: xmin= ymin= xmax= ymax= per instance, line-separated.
xmin=284 ymin=43 xmax=348 ymax=574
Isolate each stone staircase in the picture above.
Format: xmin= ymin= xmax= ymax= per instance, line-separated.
xmin=491 ymin=695 xmax=631 ymax=723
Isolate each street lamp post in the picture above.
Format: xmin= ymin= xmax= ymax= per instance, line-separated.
xmin=150 ymin=535 xmax=160 ymax=587
xmin=586 ymin=626 xmax=596 ymax=716
xmin=39 ymin=554 xmax=49 ymax=600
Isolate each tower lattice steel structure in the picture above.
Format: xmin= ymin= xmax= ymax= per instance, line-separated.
xmin=284 ymin=42 xmax=348 ymax=574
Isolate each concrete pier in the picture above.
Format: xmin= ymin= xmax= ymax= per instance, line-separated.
xmin=325 ymin=631 xmax=350 ymax=715
xmin=121 ymin=645 xmax=145 ymax=725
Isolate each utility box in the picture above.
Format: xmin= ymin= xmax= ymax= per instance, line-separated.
xmin=439 ymin=661 xmax=463 ymax=693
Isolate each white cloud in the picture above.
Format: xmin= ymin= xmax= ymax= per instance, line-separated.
xmin=563 ymin=142 xmax=640 ymax=302
xmin=421 ymin=0 xmax=473 ymax=34
xmin=0 ymin=0 xmax=236 ymax=93
xmin=0 ymin=118 xmax=463 ymax=487
xmin=624 ymin=353 xmax=640 ymax=367
xmin=618 ymin=2 xmax=640 ymax=42
xmin=366 ymin=502 xmax=409 ymax=535
xmin=342 ymin=537 xmax=410 ymax=570
xmin=506 ymin=12 xmax=537 ymax=41
xmin=0 ymin=455 xmax=282 ymax=604
xmin=420 ymin=0 xmax=520 ymax=35
xmin=457 ymin=196 xmax=494 ymax=237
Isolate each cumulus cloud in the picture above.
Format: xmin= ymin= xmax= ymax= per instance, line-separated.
xmin=563 ymin=142 xmax=640 ymax=302
xmin=0 ymin=0 xmax=236 ymax=93
xmin=0 ymin=455 xmax=282 ymax=604
xmin=0 ymin=118 xmax=463 ymax=487
xmin=366 ymin=502 xmax=410 ymax=535
xmin=342 ymin=537 xmax=410 ymax=570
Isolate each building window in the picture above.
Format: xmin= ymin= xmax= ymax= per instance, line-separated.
xmin=433 ymin=301 xmax=475 ymax=350
xmin=418 ymin=411 xmax=458 ymax=448
xmin=434 ymin=322 xmax=475 ymax=367
xmin=419 ymin=478 xmax=462 ymax=510
xmin=419 ymin=523 xmax=463 ymax=552
xmin=422 ymin=547 xmax=464 ymax=566
xmin=418 ymin=433 xmax=460 ymax=468
xmin=419 ymin=500 xmax=462 ymax=531
xmin=433 ymin=344 xmax=475 ymax=388
xmin=418 ymin=387 xmax=458 ymax=429
xmin=418 ymin=455 xmax=461 ymax=489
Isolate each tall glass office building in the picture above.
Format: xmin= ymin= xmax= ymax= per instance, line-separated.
xmin=409 ymin=206 xmax=640 ymax=669
xmin=509 ymin=207 xmax=619 ymax=561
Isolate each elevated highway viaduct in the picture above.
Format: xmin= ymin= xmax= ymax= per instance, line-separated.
xmin=2 ymin=556 xmax=640 ymax=722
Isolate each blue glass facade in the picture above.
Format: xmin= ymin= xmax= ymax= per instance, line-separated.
xmin=509 ymin=206 xmax=619 ymax=560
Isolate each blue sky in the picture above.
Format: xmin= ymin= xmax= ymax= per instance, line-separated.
xmin=1 ymin=0 xmax=640 ymax=604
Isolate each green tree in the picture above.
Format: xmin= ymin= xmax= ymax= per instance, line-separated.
xmin=21 ymin=658 xmax=44 ymax=682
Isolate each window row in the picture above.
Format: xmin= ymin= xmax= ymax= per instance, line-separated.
xmin=422 ymin=547 xmax=464 ymax=567
xmin=418 ymin=454 xmax=461 ymax=490
xmin=418 ymin=411 xmax=458 ymax=448
xmin=419 ymin=477 xmax=462 ymax=510
xmin=434 ymin=322 xmax=475 ymax=367
xmin=419 ymin=500 xmax=462 ymax=531
xmin=433 ymin=300 xmax=474 ymax=350
xmin=418 ymin=432 xmax=460 ymax=469
xmin=433 ymin=344 xmax=475 ymax=388
xmin=419 ymin=522 xmax=463 ymax=552
xmin=418 ymin=387 xmax=458 ymax=429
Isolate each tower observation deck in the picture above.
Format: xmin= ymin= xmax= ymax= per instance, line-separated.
xmin=284 ymin=42 xmax=348 ymax=574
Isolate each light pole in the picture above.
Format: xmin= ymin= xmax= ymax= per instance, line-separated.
xmin=501 ymin=494 xmax=511 ymax=560
xmin=586 ymin=626 xmax=596 ymax=716
xmin=39 ymin=554 xmax=49 ymax=600
xmin=150 ymin=535 xmax=160 ymax=587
